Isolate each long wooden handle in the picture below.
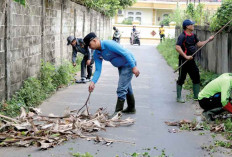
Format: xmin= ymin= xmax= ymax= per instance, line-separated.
xmin=174 ymin=18 xmax=232 ymax=73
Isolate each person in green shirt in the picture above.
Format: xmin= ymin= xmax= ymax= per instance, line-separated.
xmin=198 ymin=73 xmax=232 ymax=121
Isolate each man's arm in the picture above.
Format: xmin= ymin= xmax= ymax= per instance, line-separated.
xmin=72 ymin=47 xmax=77 ymax=66
xmin=91 ymin=52 xmax=102 ymax=84
xmin=196 ymin=35 xmax=214 ymax=47
xmin=176 ymin=45 xmax=193 ymax=60
xmin=176 ymin=35 xmax=193 ymax=60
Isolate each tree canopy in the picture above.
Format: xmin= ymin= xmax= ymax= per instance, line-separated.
xmin=73 ymin=0 xmax=137 ymax=17
xmin=14 ymin=0 xmax=136 ymax=17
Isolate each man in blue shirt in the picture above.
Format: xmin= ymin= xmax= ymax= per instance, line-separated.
xmin=67 ymin=36 xmax=94 ymax=83
xmin=83 ymin=32 xmax=140 ymax=114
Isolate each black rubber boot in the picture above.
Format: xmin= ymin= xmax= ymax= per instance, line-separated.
xmin=115 ymin=98 xmax=125 ymax=112
xmin=110 ymin=98 xmax=125 ymax=118
xmin=202 ymin=107 xmax=224 ymax=122
xmin=122 ymin=94 xmax=136 ymax=114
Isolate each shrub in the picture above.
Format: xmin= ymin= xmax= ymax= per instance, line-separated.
xmin=160 ymin=17 xmax=170 ymax=26
xmin=121 ymin=18 xmax=133 ymax=25
xmin=0 ymin=59 xmax=80 ymax=117
xmin=210 ymin=0 xmax=232 ymax=31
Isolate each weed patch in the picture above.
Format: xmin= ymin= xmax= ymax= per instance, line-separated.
xmin=0 ymin=60 xmax=80 ymax=117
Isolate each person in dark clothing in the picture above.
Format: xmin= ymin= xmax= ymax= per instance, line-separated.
xmin=176 ymin=19 xmax=214 ymax=103
xmin=67 ymin=36 xmax=94 ymax=83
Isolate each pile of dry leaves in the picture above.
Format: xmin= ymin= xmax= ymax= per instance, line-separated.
xmin=0 ymin=107 xmax=135 ymax=149
xmin=165 ymin=119 xmax=225 ymax=133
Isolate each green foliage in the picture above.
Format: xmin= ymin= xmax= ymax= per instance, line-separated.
xmin=224 ymin=119 xmax=232 ymax=133
xmin=169 ymin=8 xmax=185 ymax=27
xmin=186 ymin=3 xmax=195 ymax=18
xmin=195 ymin=4 xmax=205 ymax=24
xmin=214 ymin=140 xmax=232 ymax=148
xmin=52 ymin=61 xmax=77 ymax=87
xmin=0 ymin=59 xmax=80 ymax=117
xmin=160 ymin=17 xmax=170 ymax=26
xmin=72 ymin=152 xmax=93 ymax=157
xmin=14 ymin=0 xmax=26 ymax=6
xmin=121 ymin=18 xmax=133 ymax=25
xmin=169 ymin=3 xmax=208 ymax=27
xmin=40 ymin=61 xmax=56 ymax=94
xmin=74 ymin=0 xmax=136 ymax=17
xmin=210 ymin=0 xmax=232 ymax=31
xmin=157 ymin=38 xmax=178 ymax=69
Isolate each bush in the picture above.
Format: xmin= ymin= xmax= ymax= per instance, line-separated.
xmin=52 ymin=61 xmax=77 ymax=87
xmin=0 ymin=59 xmax=80 ymax=117
xmin=121 ymin=18 xmax=133 ymax=25
xmin=210 ymin=0 xmax=232 ymax=31
xmin=169 ymin=3 xmax=209 ymax=27
xmin=40 ymin=61 xmax=56 ymax=94
xmin=160 ymin=17 xmax=170 ymax=26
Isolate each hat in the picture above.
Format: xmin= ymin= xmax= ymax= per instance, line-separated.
xmin=183 ymin=19 xmax=195 ymax=28
xmin=67 ymin=36 xmax=75 ymax=45
xmin=83 ymin=32 xmax=97 ymax=46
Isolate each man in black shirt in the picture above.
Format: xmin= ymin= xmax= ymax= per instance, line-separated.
xmin=176 ymin=19 xmax=214 ymax=103
xmin=67 ymin=36 xmax=94 ymax=83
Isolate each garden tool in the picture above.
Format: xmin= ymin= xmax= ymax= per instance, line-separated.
xmin=77 ymin=92 xmax=91 ymax=116
xmin=174 ymin=18 xmax=232 ymax=73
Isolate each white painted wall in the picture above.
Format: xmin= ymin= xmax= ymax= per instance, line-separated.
xmin=117 ymin=8 xmax=153 ymax=25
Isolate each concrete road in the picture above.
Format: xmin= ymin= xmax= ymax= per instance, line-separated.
xmin=0 ymin=45 xmax=227 ymax=157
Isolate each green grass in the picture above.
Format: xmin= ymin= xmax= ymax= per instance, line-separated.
xmin=157 ymin=38 xmax=178 ymax=70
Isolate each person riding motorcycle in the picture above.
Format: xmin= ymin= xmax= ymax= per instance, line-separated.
xmin=112 ymin=26 xmax=121 ymax=43
xmin=130 ymin=25 xmax=140 ymax=45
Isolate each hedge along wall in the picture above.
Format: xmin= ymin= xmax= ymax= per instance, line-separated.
xmin=0 ymin=0 xmax=112 ymax=101
xmin=175 ymin=26 xmax=232 ymax=74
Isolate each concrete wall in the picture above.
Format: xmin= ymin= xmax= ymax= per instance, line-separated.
xmin=175 ymin=26 xmax=232 ymax=74
xmin=0 ymin=0 xmax=111 ymax=101
xmin=0 ymin=1 xmax=6 ymax=100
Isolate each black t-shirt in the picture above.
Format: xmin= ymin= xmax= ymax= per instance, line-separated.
xmin=176 ymin=31 xmax=199 ymax=60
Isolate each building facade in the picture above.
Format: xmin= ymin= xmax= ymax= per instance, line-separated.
xmin=114 ymin=0 xmax=221 ymax=26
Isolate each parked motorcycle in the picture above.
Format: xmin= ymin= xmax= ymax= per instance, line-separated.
xmin=130 ymin=31 xmax=140 ymax=46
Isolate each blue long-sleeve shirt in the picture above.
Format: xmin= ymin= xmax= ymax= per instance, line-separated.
xmin=92 ymin=40 xmax=136 ymax=84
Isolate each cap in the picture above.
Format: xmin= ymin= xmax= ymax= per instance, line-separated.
xmin=67 ymin=36 xmax=75 ymax=45
xmin=83 ymin=32 xmax=97 ymax=46
xmin=183 ymin=19 xmax=195 ymax=28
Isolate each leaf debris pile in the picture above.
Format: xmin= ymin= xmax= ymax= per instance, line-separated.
xmin=165 ymin=119 xmax=225 ymax=133
xmin=0 ymin=107 xmax=135 ymax=149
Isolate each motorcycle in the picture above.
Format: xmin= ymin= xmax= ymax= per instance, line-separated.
xmin=130 ymin=31 xmax=140 ymax=46
xmin=112 ymin=30 xmax=121 ymax=43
